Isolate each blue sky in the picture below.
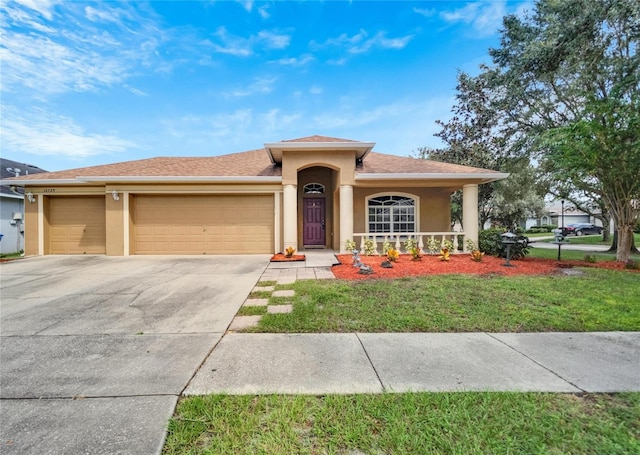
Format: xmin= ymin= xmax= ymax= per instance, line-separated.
xmin=1 ymin=0 xmax=532 ymax=172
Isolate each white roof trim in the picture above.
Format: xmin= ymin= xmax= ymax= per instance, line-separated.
xmin=356 ymin=172 xmax=510 ymax=182
xmin=3 ymin=179 xmax=82 ymax=185
xmin=76 ymin=176 xmax=283 ymax=183
xmin=6 ymin=176 xmax=282 ymax=185
xmin=264 ymin=141 xmax=375 ymax=164
xmin=0 ymin=193 xmax=24 ymax=199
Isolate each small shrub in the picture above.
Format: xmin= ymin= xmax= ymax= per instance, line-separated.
xmin=403 ymin=237 xmax=418 ymax=254
xmin=465 ymin=239 xmax=478 ymax=252
xmin=583 ymin=255 xmax=597 ymax=263
xmin=345 ymin=239 xmax=357 ymax=252
xmin=382 ymin=240 xmax=392 ymax=255
xmin=387 ymin=248 xmax=399 ymax=262
xmin=438 ymin=248 xmax=451 ymax=261
xmin=426 ymin=237 xmax=440 ymax=254
xmin=284 ymin=246 xmax=296 ymax=258
xmin=471 ymin=250 xmax=484 ymax=262
xmin=478 ymin=228 xmax=530 ymax=260
xmin=528 ymin=225 xmax=557 ymax=233
xmin=442 ymin=239 xmax=454 ymax=252
xmin=625 ymin=259 xmax=639 ymax=270
xmin=363 ymin=238 xmax=376 ymax=256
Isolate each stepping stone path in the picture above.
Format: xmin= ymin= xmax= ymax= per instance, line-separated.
xmin=267 ymin=304 xmax=293 ymax=314
xmin=228 ymin=282 xmax=296 ymax=331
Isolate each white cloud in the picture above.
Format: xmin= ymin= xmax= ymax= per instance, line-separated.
xmin=208 ymin=27 xmax=253 ymax=56
xmin=13 ymin=0 xmax=57 ymax=20
xmin=309 ymin=96 xmax=453 ymax=154
xmin=237 ymin=1 xmax=253 ymax=13
xmin=235 ymin=0 xmax=270 ymax=19
xmin=257 ymin=30 xmax=291 ymax=49
xmin=125 ymin=85 xmax=149 ymax=97
xmin=413 ymin=7 xmax=436 ymax=18
xmin=310 ymin=86 xmax=322 ymax=95
xmin=272 ymin=54 xmax=314 ymax=66
xmin=1 ymin=107 xmax=135 ymax=157
xmin=327 ymin=57 xmax=347 ymax=66
xmin=225 ymin=77 xmax=277 ymax=97
xmin=257 ymin=4 xmax=270 ymax=19
xmin=0 ymin=1 xmax=169 ymax=95
xmin=260 ymin=109 xmax=301 ymax=132
xmin=313 ymin=29 xmax=413 ymax=55
xmin=208 ymin=27 xmax=291 ymax=56
xmin=440 ymin=1 xmax=507 ymax=37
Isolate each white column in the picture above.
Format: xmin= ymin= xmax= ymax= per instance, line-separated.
xmin=283 ymin=184 xmax=297 ymax=252
xmin=274 ymin=191 xmax=282 ymax=253
xmin=462 ymin=184 xmax=479 ymax=250
xmin=339 ymin=184 xmax=353 ymax=253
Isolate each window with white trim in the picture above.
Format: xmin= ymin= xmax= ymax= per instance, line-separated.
xmin=368 ymin=195 xmax=416 ymax=234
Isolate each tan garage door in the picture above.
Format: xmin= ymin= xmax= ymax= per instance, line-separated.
xmin=132 ymin=195 xmax=274 ymax=254
xmin=48 ymin=196 xmax=106 ymax=254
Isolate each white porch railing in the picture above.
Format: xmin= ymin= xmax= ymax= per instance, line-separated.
xmin=351 ymin=232 xmax=467 ymax=254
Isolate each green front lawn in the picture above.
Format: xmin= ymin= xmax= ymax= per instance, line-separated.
xmin=246 ymin=268 xmax=640 ymax=333
xmin=527 ymin=247 xmax=619 ymax=261
xmin=164 ymin=392 xmax=640 ymax=455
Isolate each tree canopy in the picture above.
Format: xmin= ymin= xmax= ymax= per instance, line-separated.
xmin=431 ymin=0 xmax=639 ymax=261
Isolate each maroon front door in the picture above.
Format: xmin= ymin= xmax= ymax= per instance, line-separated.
xmin=303 ymin=198 xmax=325 ymax=246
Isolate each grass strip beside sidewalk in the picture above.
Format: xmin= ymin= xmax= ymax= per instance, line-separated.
xmin=164 ymin=392 xmax=640 ymax=455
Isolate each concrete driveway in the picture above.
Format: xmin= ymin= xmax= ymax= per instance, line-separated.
xmin=0 ymin=255 xmax=269 ymax=455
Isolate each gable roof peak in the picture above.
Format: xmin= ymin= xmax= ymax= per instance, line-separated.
xmin=282 ymin=135 xmax=359 ymax=143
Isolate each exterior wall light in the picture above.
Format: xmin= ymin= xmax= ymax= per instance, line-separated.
xmin=112 ymin=190 xmax=120 ymax=201
xmin=26 ymin=192 xmax=36 ymax=203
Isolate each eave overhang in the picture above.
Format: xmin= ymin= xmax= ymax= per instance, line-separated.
xmin=264 ymin=141 xmax=376 ymax=164
xmin=355 ymin=172 xmax=510 ymax=184
xmin=4 ymin=176 xmax=283 ymax=186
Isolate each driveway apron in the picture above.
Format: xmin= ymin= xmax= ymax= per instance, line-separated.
xmin=0 ymin=255 xmax=268 ymax=455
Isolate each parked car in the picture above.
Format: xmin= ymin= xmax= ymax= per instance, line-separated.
xmin=561 ymin=223 xmax=602 ymax=236
xmin=573 ymin=223 xmax=603 ymax=236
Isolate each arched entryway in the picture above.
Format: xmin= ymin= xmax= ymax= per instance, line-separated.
xmin=297 ymin=166 xmax=337 ymax=249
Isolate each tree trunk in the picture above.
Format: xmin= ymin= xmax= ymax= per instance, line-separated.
xmin=608 ymin=230 xmax=638 ymax=254
xmin=599 ymin=215 xmax=611 ymax=243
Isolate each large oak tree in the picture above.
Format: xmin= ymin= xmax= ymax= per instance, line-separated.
xmin=434 ymin=0 xmax=638 ymax=262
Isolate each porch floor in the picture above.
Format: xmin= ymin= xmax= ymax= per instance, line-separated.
xmin=262 ymin=250 xmax=339 ymax=283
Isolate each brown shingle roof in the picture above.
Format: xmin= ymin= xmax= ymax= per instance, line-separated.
xmin=282 ymin=135 xmax=359 ymax=143
xmin=9 ymin=136 xmax=502 ymax=182
xmin=14 ymin=149 xmax=280 ymax=180
xmin=360 ymin=152 xmax=501 ymax=174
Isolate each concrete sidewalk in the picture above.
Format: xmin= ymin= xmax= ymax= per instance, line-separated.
xmin=186 ymin=332 xmax=640 ymax=395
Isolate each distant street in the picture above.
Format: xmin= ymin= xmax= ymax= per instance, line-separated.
xmin=528 ymin=236 xmax=611 ymax=252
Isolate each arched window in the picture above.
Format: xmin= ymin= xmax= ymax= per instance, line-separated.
xmin=303 ymin=183 xmax=325 ymax=194
xmin=368 ymin=195 xmax=415 ymax=234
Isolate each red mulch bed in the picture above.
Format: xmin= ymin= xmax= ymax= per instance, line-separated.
xmin=332 ymin=254 xmax=636 ymax=280
xmin=271 ymin=253 xmax=306 ymax=262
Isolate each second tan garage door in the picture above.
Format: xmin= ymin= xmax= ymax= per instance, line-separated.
xmin=132 ymin=195 xmax=274 ymax=254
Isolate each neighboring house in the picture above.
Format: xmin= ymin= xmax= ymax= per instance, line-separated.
xmin=525 ymin=200 xmax=605 ymax=230
xmin=0 ymin=158 xmax=47 ymax=254
xmin=4 ymin=136 xmax=508 ymax=256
